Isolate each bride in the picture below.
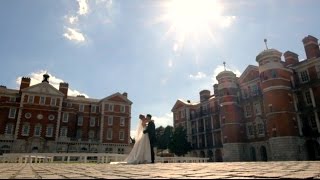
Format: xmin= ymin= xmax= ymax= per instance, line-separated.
xmin=111 ymin=114 xmax=151 ymax=164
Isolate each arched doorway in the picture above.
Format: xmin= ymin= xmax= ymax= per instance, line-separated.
xmin=207 ymin=150 xmax=214 ymax=162
xmin=215 ymin=149 xmax=223 ymax=162
xmin=32 ymin=147 xmax=39 ymax=153
xmin=306 ymin=140 xmax=320 ymax=160
xmin=0 ymin=145 xmax=10 ymax=155
xmin=200 ymin=151 xmax=205 ymax=158
xmin=250 ymin=147 xmax=256 ymax=161
xmin=260 ymin=146 xmax=268 ymax=161
xmin=192 ymin=151 xmax=198 ymax=157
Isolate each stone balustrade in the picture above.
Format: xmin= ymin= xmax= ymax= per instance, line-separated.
xmin=0 ymin=153 xmax=209 ymax=164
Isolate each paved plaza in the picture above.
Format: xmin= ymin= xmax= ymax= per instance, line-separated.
xmin=0 ymin=161 xmax=319 ymax=179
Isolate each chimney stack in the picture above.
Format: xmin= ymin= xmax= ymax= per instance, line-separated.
xmin=122 ymin=92 xmax=128 ymax=98
xmin=302 ymin=35 xmax=320 ymax=59
xmin=59 ymin=82 xmax=69 ymax=97
xmin=20 ymin=77 xmax=31 ymax=90
xmin=284 ymin=51 xmax=299 ymax=67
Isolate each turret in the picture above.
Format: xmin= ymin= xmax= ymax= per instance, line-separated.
xmin=216 ymin=70 xmax=245 ymax=161
xmin=256 ymin=48 xmax=300 ymax=160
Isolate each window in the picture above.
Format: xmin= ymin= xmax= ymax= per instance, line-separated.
xmin=25 ymin=113 xmax=31 ymax=119
xmin=76 ymin=129 xmax=82 ymax=139
xmin=109 ymin=104 xmax=114 ymax=112
xmin=181 ymin=110 xmax=185 ymax=118
xmin=90 ymin=117 xmax=95 ymax=127
xmin=62 ymin=113 xmax=69 ymax=123
xmin=34 ymin=124 xmax=42 ymax=137
xmin=8 ymin=108 xmax=16 ymax=118
xmin=50 ymin=98 xmax=56 ymax=106
xmin=89 ymin=130 xmax=95 ymax=139
xmin=105 ymin=147 xmax=113 ymax=153
xmin=269 ymin=104 xmax=273 ymax=112
xmin=91 ymin=105 xmax=96 ymax=113
xmin=300 ymin=70 xmax=309 ymax=83
xmin=46 ymin=125 xmax=53 ymax=137
xmin=271 ymin=69 xmax=277 ymax=78
xmin=21 ymin=123 xmax=30 ymax=136
xmin=60 ymin=127 xmax=68 ymax=137
xmin=108 ymin=116 xmax=113 ymax=126
xmin=77 ymin=116 xmax=83 ymax=126
xmin=120 ymin=105 xmax=125 ymax=113
xmin=5 ymin=123 xmax=14 ymax=135
xmin=118 ymin=148 xmax=124 ymax=154
xmin=317 ymin=65 xmax=320 ymax=78
xmin=254 ymin=102 xmax=261 ymax=115
xmin=28 ymin=95 xmax=34 ymax=103
xmin=257 ymin=123 xmax=264 ymax=135
xmin=40 ymin=96 xmax=46 ymax=105
xmin=174 ymin=112 xmax=178 ymax=120
xmin=48 ymin=114 xmax=55 ymax=121
xmin=252 ymin=84 xmax=258 ymax=95
xmin=120 ymin=117 xmax=125 ymax=126
xmin=304 ymin=91 xmax=312 ymax=105
xmin=119 ymin=131 xmax=124 ymax=140
xmin=248 ymin=125 xmax=254 ymax=136
xmin=310 ymin=115 xmax=317 ymax=129
xmin=107 ymin=128 xmax=113 ymax=140
xmin=79 ymin=104 xmax=84 ymax=112
xmin=9 ymin=97 xmax=16 ymax=102
xmin=67 ymin=102 xmax=72 ymax=107
xmin=245 ymin=105 xmax=251 ymax=117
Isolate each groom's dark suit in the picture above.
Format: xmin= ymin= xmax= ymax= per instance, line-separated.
xmin=143 ymin=120 xmax=156 ymax=163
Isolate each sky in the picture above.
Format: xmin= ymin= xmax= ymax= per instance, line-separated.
xmin=1 ymin=0 xmax=320 ymax=137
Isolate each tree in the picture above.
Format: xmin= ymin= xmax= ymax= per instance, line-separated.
xmin=168 ymin=126 xmax=192 ymax=156
xmin=155 ymin=126 xmax=173 ymax=150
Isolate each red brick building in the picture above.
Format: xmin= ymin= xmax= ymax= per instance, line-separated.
xmin=0 ymin=74 xmax=132 ymax=154
xmin=172 ymin=35 xmax=320 ymax=161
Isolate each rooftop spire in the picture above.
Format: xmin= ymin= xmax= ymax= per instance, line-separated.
xmin=264 ymin=39 xmax=269 ymax=50
xmin=223 ymin=61 xmax=226 ymax=71
xmin=42 ymin=73 xmax=50 ymax=83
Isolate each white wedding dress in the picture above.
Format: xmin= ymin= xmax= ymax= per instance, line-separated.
xmin=110 ymin=120 xmax=151 ymax=164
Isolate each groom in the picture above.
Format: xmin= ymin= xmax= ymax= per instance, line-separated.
xmin=143 ymin=114 xmax=156 ymax=163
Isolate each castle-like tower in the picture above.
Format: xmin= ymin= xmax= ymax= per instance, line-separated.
xmin=256 ymin=49 xmax=301 ymax=160
xmin=216 ymin=70 xmax=245 ymax=161
xmin=172 ymin=34 xmax=320 ymax=162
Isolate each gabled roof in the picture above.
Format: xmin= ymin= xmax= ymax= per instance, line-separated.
xmin=99 ymin=92 xmax=132 ymax=105
xmin=21 ymin=82 xmax=64 ymax=96
xmin=171 ymin=99 xmax=198 ymax=112
xmin=239 ymin=65 xmax=259 ymax=84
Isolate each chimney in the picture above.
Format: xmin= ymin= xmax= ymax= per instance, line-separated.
xmin=200 ymin=90 xmax=210 ymax=102
xmin=59 ymin=82 xmax=69 ymax=97
xmin=122 ymin=92 xmax=128 ymax=98
xmin=284 ymin=51 xmax=299 ymax=67
xmin=42 ymin=73 xmax=50 ymax=83
xmin=20 ymin=77 xmax=31 ymax=90
xmin=302 ymin=35 xmax=320 ymax=59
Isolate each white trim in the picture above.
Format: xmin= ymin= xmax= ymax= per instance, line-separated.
xmin=119 ymin=130 xmax=124 ymax=141
xmin=28 ymin=95 xmax=34 ymax=104
xmin=263 ymin=86 xmax=291 ymax=93
xmin=77 ymin=116 xmax=83 ymax=126
xmin=39 ymin=96 xmax=46 ymax=105
xmin=34 ymin=124 xmax=42 ymax=137
xmin=108 ymin=116 xmax=113 ymax=126
xmin=50 ymin=97 xmax=56 ymax=106
xmin=90 ymin=117 xmax=96 ymax=127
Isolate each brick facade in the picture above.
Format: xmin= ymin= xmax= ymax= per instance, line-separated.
xmin=0 ymin=74 xmax=133 ymax=154
xmin=172 ymin=35 xmax=320 ymax=162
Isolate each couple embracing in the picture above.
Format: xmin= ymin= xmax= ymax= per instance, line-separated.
xmin=112 ymin=114 xmax=156 ymax=164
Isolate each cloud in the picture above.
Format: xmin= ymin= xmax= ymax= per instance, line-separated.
xmin=211 ymin=65 xmax=241 ymax=84
xmin=68 ymin=16 xmax=78 ymax=24
xmin=63 ymin=28 xmax=85 ymax=42
xmin=219 ymin=16 xmax=236 ymax=28
xmin=189 ymin=72 xmax=207 ymax=80
xmin=16 ymin=70 xmax=89 ymax=97
xmin=77 ymin=0 xmax=89 ymax=15
xmin=153 ymin=113 xmax=173 ymax=128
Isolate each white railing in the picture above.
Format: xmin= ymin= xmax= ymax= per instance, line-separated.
xmin=0 ymin=153 xmax=209 ymax=163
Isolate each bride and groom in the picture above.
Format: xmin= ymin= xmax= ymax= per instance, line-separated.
xmin=111 ymin=114 xmax=156 ymax=164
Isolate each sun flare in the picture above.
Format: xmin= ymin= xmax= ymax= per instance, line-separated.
xmin=159 ymin=0 xmax=235 ymax=51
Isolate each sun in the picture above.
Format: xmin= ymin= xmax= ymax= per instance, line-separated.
xmin=159 ymin=0 xmax=235 ymax=51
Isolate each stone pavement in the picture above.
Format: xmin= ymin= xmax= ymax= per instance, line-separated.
xmin=0 ymin=161 xmax=319 ymax=179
